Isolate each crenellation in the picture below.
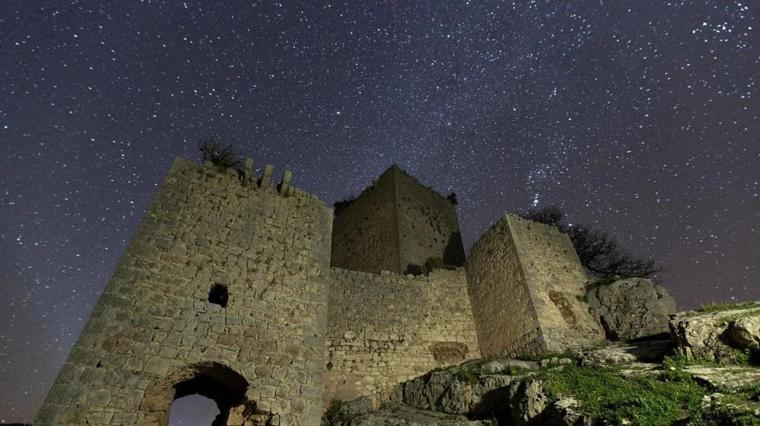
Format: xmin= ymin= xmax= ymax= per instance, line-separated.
xmin=261 ymin=164 xmax=275 ymax=188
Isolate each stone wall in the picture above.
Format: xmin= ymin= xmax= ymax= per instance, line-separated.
xmin=325 ymin=267 xmax=480 ymax=405
xmin=467 ymin=216 xmax=544 ymax=357
xmin=330 ymin=169 xmax=399 ymax=274
xmin=394 ymin=167 xmax=465 ymax=274
xmin=508 ymin=215 xmax=605 ymax=353
xmin=467 ymin=214 xmax=604 ymax=358
xmin=35 ymin=158 xmax=333 ymax=426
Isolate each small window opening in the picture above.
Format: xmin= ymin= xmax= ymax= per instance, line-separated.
xmin=209 ymin=284 xmax=229 ymax=308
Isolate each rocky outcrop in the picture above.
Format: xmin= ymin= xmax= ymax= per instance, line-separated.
xmin=388 ymin=363 xmax=591 ymax=425
xmin=324 ymin=344 xmax=760 ymax=426
xmin=586 ymin=278 xmax=676 ymax=341
xmin=669 ymin=303 xmax=760 ymax=363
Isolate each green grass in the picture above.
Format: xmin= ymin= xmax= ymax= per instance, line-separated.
xmin=696 ymin=300 xmax=760 ymax=314
xmin=701 ymin=386 xmax=760 ymax=426
xmin=540 ymin=365 xmax=706 ymax=426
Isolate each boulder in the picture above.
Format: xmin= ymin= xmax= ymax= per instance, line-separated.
xmin=586 ymin=278 xmax=676 ymax=341
xmin=669 ymin=303 xmax=760 ymax=363
xmin=730 ymin=316 xmax=760 ymax=352
xmin=393 ymin=369 xmax=513 ymax=417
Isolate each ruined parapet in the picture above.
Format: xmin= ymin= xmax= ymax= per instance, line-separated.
xmin=35 ymin=157 xmax=332 ymax=426
xmin=325 ymin=267 xmax=480 ymax=405
xmin=331 ymin=165 xmax=464 ymax=274
xmin=466 ymin=214 xmax=605 ymax=358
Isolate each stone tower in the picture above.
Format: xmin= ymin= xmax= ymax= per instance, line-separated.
xmin=466 ymin=214 xmax=605 ymax=357
xmin=331 ymin=165 xmax=465 ymax=274
xmin=34 ymin=158 xmax=333 ymax=425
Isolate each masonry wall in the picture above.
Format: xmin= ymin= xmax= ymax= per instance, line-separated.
xmin=35 ymin=158 xmax=333 ymax=426
xmin=508 ymin=215 xmax=605 ymax=352
xmin=467 ymin=214 xmax=605 ymax=358
xmin=467 ymin=216 xmax=544 ymax=357
xmin=325 ymin=267 xmax=480 ymax=404
xmin=330 ymin=169 xmax=399 ymax=274
xmin=395 ymin=168 xmax=465 ymax=274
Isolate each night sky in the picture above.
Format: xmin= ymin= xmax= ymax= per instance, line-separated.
xmin=1 ymin=0 xmax=758 ymax=422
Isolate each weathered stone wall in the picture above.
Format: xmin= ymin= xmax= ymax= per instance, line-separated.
xmin=325 ymin=267 xmax=480 ymax=405
xmin=467 ymin=216 xmax=544 ymax=357
xmin=467 ymin=214 xmax=604 ymax=358
xmin=508 ymin=215 xmax=605 ymax=352
xmin=394 ymin=168 xmax=465 ymax=274
xmin=330 ymin=169 xmax=399 ymax=274
xmin=35 ymin=158 xmax=333 ymax=425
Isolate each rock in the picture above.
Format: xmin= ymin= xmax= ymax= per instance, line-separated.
xmin=685 ymin=366 xmax=760 ymax=392
xmin=730 ymin=316 xmax=760 ymax=352
xmin=538 ymin=357 xmax=574 ymax=368
xmin=578 ymin=338 xmax=671 ymax=366
xmin=350 ymin=404 xmax=493 ymax=426
xmin=226 ymin=403 xmax=271 ymax=426
xmin=508 ymin=376 xmax=549 ymax=425
xmin=542 ymin=398 xmax=594 ymax=426
xmin=479 ymin=359 xmax=539 ymax=374
xmin=323 ymin=397 xmax=374 ymax=426
xmin=669 ymin=304 xmax=760 ymax=363
xmin=586 ymin=278 xmax=676 ymax=341
xmin=394 ymin=369 xmax=514 ymax=417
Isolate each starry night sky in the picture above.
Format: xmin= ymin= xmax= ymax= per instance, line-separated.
xmin=1 ymin=0 xmax=758 ymax=422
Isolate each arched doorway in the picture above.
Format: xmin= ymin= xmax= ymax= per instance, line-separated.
xmin=140 ymin=361 xmax=261 ymax=425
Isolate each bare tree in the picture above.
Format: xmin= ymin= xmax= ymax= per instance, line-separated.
xmin=198 ymin=135 xmax=242 ymax=172
xmin=521 ymin=206 xmax=661 ymax=280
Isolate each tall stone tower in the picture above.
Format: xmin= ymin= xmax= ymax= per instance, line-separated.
xmin=331 ymin=165 xmax=465 ymax=274
xmin=34 ymin=158 xmax=333 ymax=425
xmin=466 ymin=214 xmax=605 ymax=357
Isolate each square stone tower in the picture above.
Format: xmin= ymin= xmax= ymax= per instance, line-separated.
xmin=466 ymin=214 xmax=605 ymax=357
xmin=331 ymin=165 xmax=465 ymax=274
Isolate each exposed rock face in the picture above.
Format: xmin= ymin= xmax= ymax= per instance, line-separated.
xmin=586 ymin=278 xmax=676 ymax=341
xmin=669 ymin=304 xmax=760 ymax=363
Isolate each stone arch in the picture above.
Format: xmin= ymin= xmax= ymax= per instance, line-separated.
xmin=139 ymin=361 xmax=255 ymax=425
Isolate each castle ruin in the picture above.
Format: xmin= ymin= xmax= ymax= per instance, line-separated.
xmin=35 ymin=158 xmax=604 ymax=425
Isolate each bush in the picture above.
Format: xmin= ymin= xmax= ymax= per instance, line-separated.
xmin=521 ymin=206 xmax=660 ymax=280
xmin=198 ymin=136 xmax=243 ymax=172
